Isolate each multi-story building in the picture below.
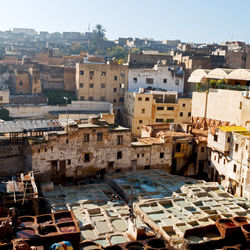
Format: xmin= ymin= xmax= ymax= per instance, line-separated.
xmin=124 ymin=89 xmax=192 ymax=136
xmin=207 ymin=126 xmax=250 ymax=200
xmin=76 ymin=62 xmax=129 ymax=120
xmin=128 ymin=64 xmax=184 ymax=92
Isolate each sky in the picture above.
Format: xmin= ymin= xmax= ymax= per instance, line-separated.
xmin=0 ymin=0 xmax=249 ymax=44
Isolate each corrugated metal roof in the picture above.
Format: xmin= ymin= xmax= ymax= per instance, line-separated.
xmin=0 ymin=119 xmax=66 ymax=133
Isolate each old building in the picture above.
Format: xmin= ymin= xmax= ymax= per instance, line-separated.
xmin=128 ymin=53 xmax=173 ymax=69
xmin=128 ymin=63 xmax=184 ymax=92
xmin=0 ymin=88 xmax=9 ymax=103
xmin=76 ymin=62 xmax=129 ymax=120
xmin=140 ymin=123 xmax=194 ymax=176
xmin=124 ymin=89 xmax=192 ymax=136
xmin=207 ymin=126 xmax=250 ymax=200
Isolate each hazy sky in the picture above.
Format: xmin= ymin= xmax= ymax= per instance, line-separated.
xmin=0 ymin=0 xmax=249 ymax=43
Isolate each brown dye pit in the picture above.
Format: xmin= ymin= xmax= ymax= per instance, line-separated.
xmin=147 ymin=239 xmax=165 ymax=248
xmin=126 ymin=242 xmax=145 ymax=250
xmin=16 ymin=229 xmax=36 ymax=239
xmin=37 ymin=215 xmax=53 ymax=225
xmin=19 ymin=217 xmax=35 ymax=227
xmin=38 ymin=225 xmax=57 ymax=235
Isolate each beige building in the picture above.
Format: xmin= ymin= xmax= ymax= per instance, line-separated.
xmin=0 ymin=89 xmax=10 ymax=104
xmin=207 ymin=126 xmax=250 ymax=200
xmin=23 ymin=118 xmax=172 ymax=182
xmin=124 ymin=89 xmax=192 ymax=136
xmin=192 ymin=89 xmax=250 ymax=127
xmin=76 ymin=62 xmax=129 ymax=120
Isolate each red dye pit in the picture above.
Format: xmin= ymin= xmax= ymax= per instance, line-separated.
xmin=59 ymin=225 xmax=76 ymax=233
xmin=17 ymin=229 xmax=36 ymax=239
xmin=56 ymin=217 xmax=72 ymax=223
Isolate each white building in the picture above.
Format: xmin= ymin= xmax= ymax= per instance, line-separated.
xmin=207 ymin=126 xmax=250 ymax=200
xmin=128 ymin=64 xmax=184 ymax=93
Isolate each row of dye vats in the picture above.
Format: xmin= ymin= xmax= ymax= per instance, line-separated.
xmin=0 ymin=211 xmax=81 ymax=249
xmin=182 ymin=216 xmax=250 ymax=249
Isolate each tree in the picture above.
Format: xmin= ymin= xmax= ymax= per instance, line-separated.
xmin=90 ymin=24 xmax=107 ymax=54
xmin=0 ymin=108 xmax=12 ymax=121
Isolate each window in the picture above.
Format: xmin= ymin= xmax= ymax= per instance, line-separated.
xmin=0 ymin=96 xmax=3 ymax=101
xmin=101 ymin=83 xmax=105 ymax=88
xmin=167 ymin=107 xmax=174 ymax=110
xmin=138 ymin=97 xmax=142 ymax=101
xmin=80 ymin=70 xmax=84 ymax=75
xmin=84 ymin=133 xmax=89 ymax=142
xmin=97 ymin=132 xmax=103 ymax=141
xmin=166 ymin=119 xmax=174 ymax=122
xmin=45 ymin=148 xmax=47 ymax=152
xmin=227 ymin=137 xmax=231 ymax=143
xmin=80 ymin=96 xmax=84 ymax=101
xmin=145 ymin=97 xmax=150 ymax=101
xmin=51 ymin=147 xmax=53 ymax=152
xmin=235 ymin=143 xmax=239 ymax=152
xmin=188 ymin=112 xmax=191 ymax=117
xmin=163 ymin=79 xmax=167 ymax=83
xmin=214 ymin=134 xmax=218 ymax=142
xmin=233 ymin=164 xmax=237 ymax=173
xmin=175 ymin=79 xmax=179 ymax=85
xmin=120 ymin=83 xmax=125 ymax=89
xmin=142 ymin=153 xmax=144 ymax=157
xmin=201 ymin=147 xmax=205 ymax=153
xmin=180 ymin=112 xmax=183 ymax=117
xmin=89 ymin=96 xmax=93 ymax=101
xmin=117 ymin=135 xmax=123 ymax=145
xmin=19 ymin=81 xmax=23 ymax=86
xmin=176 ymin=143 xmax=181 ymax=152
xmin=117 ymin=151 xmax=122 ymax=159
xmin=119 ymin=97 xmax=124 ymax=103
xmin=113 ymin=99 xmax=117 ymax=103
xmin=182 ymin=103 xmax=186 ymax=107
xmin=141 ymin=108 xmax=145 ymax=113
xmin=239 ymin=101 xmax=242 ymax=110
xmin=160 ymin=152 xmax=164 ymax=158
xmin=146 ymin=78 xmax=153 ymax=84
xmin=66 ymin=139 xmax=69 ymax=144
xmin=34 ymin=88 xmax=36 ymax=93
xmin=137 ymin=154 xmax=139 ymax=158
xmin=68 ymin=159 xmax=71 ymax=165
xmin=85 ymin=153 xmax=90 ymax=162
xmin=89 ymin=83 xmax=94 ymax=88
xmin=156 ymin=118 xmax=164 ymax=122
xmin=157 ymin=107 xmax=164 ymax=110
xmin=100 ymin=96 xmax=106 ymax=101
xmin=90 ymin=71 xmax=94 ymax=79
xmin=80 ymin=83 xmax=84 ymax=88
xmin=133 ymin=77 xmax=137 ymax=83
xmin=114 ymin=76 xmax=118 ymax=81
xmin=139 ymin=120 xmax=143 ymax=124
xmin=114 ymin=88 xmax=117 ymax=92
xmin=102 ymin=71 xmax=106 ymax=76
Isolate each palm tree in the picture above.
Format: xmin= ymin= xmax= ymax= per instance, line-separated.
xmin=92 ymin=24 xmax=106 ymax=53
